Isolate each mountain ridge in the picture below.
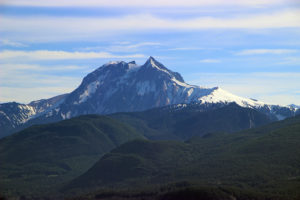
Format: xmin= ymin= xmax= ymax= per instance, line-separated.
xmin=0 ymin=114 xmax=143 ymax=196
xmin=110 ymin=102 xmax=272 ymax=140
xmin=0 ymin=103 xmax=277 ymax=197
xmin=0 ymin=57 xmax=298 ymax=137
xmin=65 ymin=114 xmax=300 ymax=199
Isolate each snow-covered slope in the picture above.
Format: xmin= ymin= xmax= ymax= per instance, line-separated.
xmin=0 ymin=103 xmax=36 ymax=126
xmin=28 ymin=93 xmax=67 ymax=114
xmin=0 ymin=57 xmax=297 ymax=137
xmin=196 ymin=87 xmax=265 ymax=108
xmin=42 ymin=57 xmax=296 ymax=121
xmin=0 ymin=94 xmax=67 ymax=138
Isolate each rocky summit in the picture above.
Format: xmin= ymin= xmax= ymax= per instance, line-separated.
xmin=0 ymin=57 xmax=298 ymax=137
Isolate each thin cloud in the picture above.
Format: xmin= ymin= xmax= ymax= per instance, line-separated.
xmin=1 ymin=0 xmax=296 ymax=7
xmin=237 ymin=49 xmax=299 ymax=55
xmin=107 ymin=42 xmax=161 ymax=52
xmin=0 ymin=69 xmax=82 ymax=103
xmin=0 ymin=50 xmax=145 ymax=61
xmin=0 ymin=64 xmax=87 ymax=74
xmin=1 ymin=10 xmax=300 ymax=42
xmin=199 ymin=59 xmax=221 ymax=63
xmin=168 ymin=47 xmax=204 ymax=51
xmin=80 ymin=42 xmax=161 ymax=52
xmin=0 ymin=64 xmax=85 ymax=87
xmin=277 ymin=57 xmax=300 ymax=65
xmin=0 ymin=65 xmax=82 ymax=103
xmin=0 ymin=39 xmax=27 ymax=47
xmin=0 ymin=86 xmax=77 ymax=104
xmin=125 ymin=42 xmax=161 ymax=49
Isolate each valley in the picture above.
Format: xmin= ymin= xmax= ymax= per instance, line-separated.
xmin=0 ymin=58 xmax=299 ymax=200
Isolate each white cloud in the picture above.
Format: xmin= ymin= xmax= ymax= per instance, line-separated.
xmin=80 ymin=42 xmax=161 ymax=52
xmin=199 ymin=59 xmax=221 ymax=63
xmin=1 ymin=0 xmax=297 ymax=7
xmin=237 ymin=49 xmax=299 ymax=55
xmin=0 ymin=64 xmax=85 ymax=85
xmin=0 ymin=64 xmax=89 ymax=76
xmin=1 ymin=10 xmax=300 ymax=42
xmin=277 ymin=57 xmax=300 ymax=65
xmin=123 ymin=42 xmax=161 ymax=49
xmin=0 ymin=71 xmax=82 ymax=103
xmin=107 ymin=42 xmax=161 ymax=52
xmin=168 ymin=47 xmax=204 ymax=51
xmin=0 ymin=63 xmax=83 ymax=103
xmin=0 ymin=39 xmax=27 ymax=47
xmin=0 ymin=50 xmax=145 ymax=61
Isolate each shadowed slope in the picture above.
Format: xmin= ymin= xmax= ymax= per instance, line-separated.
xmin=0 ymin=115 xmax=143 ymax=196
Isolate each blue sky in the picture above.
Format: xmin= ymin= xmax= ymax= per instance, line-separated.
xmin=0 ymin=0 xmax=300 ymax=105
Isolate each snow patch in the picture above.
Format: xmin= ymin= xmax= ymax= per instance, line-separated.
xmin=187 ymin=88 xmax=194 ymax=97
xmin=78 ymin=81 xmax=100 ymax=104
xmin=175 ymin=104 xmax=187 ymax=108
xmin=149 ymin=59 xmax=172 ymax=76
xmin=66 ymin=111 xmax=71 ymax=119
xmin=104 ymin=61 xmax=122 ymax=66
xmin=136 ymin=81 xmax=156 ymax=96
xmin=16 ymin=105 xmax=37 ymax=123
xmin=128 ymin=63 xmax=140 ymax=70
xmin=171 ymin=77 xmax=193 ymax=88
xmin=197 ymin=87 xmax=266 ymax=108
xmin=60 ymin=111 xmax=71 ymax=120
xmin=166 ymin=98 xmax=170 ymax=104
xmin=0 ymin=111 xmax=10 ymax=120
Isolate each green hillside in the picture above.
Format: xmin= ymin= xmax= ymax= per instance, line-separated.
xmin=0 ymin=115 xmax=143 ymax=197
xmin=0 ymin=104 xmax=297 ymax=199
xmin=111 ymin=103 xmax=272 ymax=140
xmin=68 ymin=114 xmax=300 ymax=199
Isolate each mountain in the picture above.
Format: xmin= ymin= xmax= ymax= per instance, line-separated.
xmin=0 ymin=94 xmax=67 ymax=138
xmin=0 ymin=115 xmax=143 ymax=197
xmin=67 ymin=114 xmax=300 ymax=199
xmin=28 ymin=93 xmax=68 ymax=114
xmin=0 ymin=57 xmax=298 ymax=137
xmin=289 ymin=104 xmax=300 ymax=115
xmin=42 ymin=56 xmax=297 ymax=119
xmin=0 ymin=103 xmax=272 ymax=198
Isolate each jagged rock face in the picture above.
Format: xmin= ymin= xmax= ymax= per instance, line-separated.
xmin=57 ymin=57 xmax=214 ymax=118
xmin=0 ymin=57 xmax=298 ymax=137
xmin=53 ymin=57 xmax=298 ymax=120
xmin=28 ymin=94 xmax=67 ymax=114
xmin=0 ymin=102 xmax=36 ymax=137
xmin=0 ymin=94 xmax=67 ymax=138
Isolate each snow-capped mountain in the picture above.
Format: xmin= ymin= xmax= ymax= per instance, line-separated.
xmin=0 ymin=57 xmax=298 ymax=137
xmin=55 ymin=57 xmax=218 ymax=118
xmin=54 ymin=56 xmax=295 ymax=118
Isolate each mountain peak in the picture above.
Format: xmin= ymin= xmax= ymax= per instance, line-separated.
xmin=142 ymin=57 xmax=185 ymax=82
xmin=148 ymin=56 xmax=156 ymax=62
xmin=145 ymin=56 xmax=161 ymax=68
xmin=103 ymin=61 xmax=126 ymax=67
xmin=1 ymin=57 xmax=297 ymax=138
xmin=128 ymin=61 xmax=136 ymax=65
